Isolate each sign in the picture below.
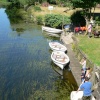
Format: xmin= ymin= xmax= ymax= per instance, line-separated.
xmin=48 ymin=6 xmax=54 ymax=10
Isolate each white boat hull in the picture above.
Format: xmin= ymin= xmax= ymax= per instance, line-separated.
xmin=51 ymin=51 xmax=70 ymax=69
xmin=42 ymin=26 xmax=63 ymax=34
xmin=70 ymin=91 xmax=83 ymax=100
xmin=70 ymin=91 xmax=95 ymax=100
xmin=49 ymin=42 xmax=67 ymax=52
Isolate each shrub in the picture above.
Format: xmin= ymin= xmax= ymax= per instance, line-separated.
xmin=95 ymin=16 xmax=100 ymax=26
xmin=34 ymin=6 xmax=41 ymax=12
xmin=36 ymin=16 xmax=43 ymax=25
xmin=5 ymin=7 xmax=23 ymax=23
xmin=44 ymin=14 xmax=71 ymax=28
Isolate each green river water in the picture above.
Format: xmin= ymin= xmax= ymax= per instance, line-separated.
xmin=0 ymin=8 xmax=77 ymax=100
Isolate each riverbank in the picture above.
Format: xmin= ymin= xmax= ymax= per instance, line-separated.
xmin=60 ymin=31 xmax=100 ymax=99
xmin=60 ymin=32 xmax=81 ymax=86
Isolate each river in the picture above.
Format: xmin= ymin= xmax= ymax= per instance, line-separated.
xmin=0 ymin=8 xmax=77 ymax=100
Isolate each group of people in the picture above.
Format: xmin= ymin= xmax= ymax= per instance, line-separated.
xmin=77 ymin=57 xmax=93 ymax=100
xmin=74 ymin=16 xmax=94 ymax=38
xmin=80 ymin=57 xmax=91 ymax=82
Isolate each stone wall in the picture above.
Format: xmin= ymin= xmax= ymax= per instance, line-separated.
xmin=91 ymin=66 xmax=100 ymax=100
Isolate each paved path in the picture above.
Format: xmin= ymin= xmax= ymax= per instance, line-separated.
xmin=61 ymin=32 xmax=82 ymax=86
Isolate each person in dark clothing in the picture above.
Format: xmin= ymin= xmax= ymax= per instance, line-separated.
xmin=81 ymin=69 xmax=86 ymax=82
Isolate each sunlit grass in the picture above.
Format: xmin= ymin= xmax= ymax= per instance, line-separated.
xmin=0 ymin=1 xmax=10 ymax=6
xmin=30 ymin=6 xmax=75 ymax=17
xmin=77 ymin=35 xmax=100 ymax=66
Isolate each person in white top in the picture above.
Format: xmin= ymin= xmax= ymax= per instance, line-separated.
xmin=80 ymin=57 xmax=87 ymax=72
xmin=87 ymin=23 xmax=92 ymax=38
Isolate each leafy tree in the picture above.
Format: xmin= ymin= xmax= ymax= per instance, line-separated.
xmin=71 ymin=0 xmax=100 ymax=19
xmin=19 ymin=0 xmax=27 ymax=6
xmin=5 ymin=6 xmax=23 ymax=23
xmin=71 ymin=10 xmax=86 ymax=26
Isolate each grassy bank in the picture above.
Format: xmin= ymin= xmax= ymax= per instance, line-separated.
xmin=77 ymin=35 xmax=100 ymax=66
xmin=30 ymin=6 xmax=74 ymax=17
xmin=0 ymin=1 xmax=10 ymax=6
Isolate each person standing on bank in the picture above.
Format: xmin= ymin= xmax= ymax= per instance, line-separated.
xmin=80 ymin=57 xmax=87 ymax=72
xmin=81 ymin=69 xmax=86 ymax=82
xmin=87 ymin=22 xmax=92 ymax=38
xmin=77 ymin=77 xmax=92 ymax=100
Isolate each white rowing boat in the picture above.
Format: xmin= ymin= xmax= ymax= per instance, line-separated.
xmin=51 ymin=51 xmax=70 ymax=69
xmin=42 ymin=26 xmax=63 ymax=34
xmin=49 ymin=41 xmax=67 ymax=52
xmin=70 ymin=91 xmax=83 ymax=100
xmin=70 ymin=91 xmax=95 ymax=100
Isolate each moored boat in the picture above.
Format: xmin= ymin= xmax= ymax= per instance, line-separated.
xmin=49 ymin=41 xmax=67 ymax=52
xmin=51 ymin=51 xmax=70 ymax=69
xmin=70 ymin=91 xmax=83 ymax=100
xmin=70 ymin=91 xmax=95 ymax=100
xmin=42 ymin=26 xmax=63 ymax=34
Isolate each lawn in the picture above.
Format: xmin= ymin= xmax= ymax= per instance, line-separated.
xmin=0 ymin=1 xmax=10 ymax=6
xmin=31 ymin=6 xmax=75 ymax=17
xmin=77 ymin=35 xmax=100 ymax=66
xmin=31 ymin=6 xmax=100 ymax=17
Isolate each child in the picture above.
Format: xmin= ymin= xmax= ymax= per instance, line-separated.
xmin=80 ymin=57 xmax=87 ymax=72
xmin=81 ymin=69 xmax=86 ymax=82
xmin=85 ymin=67 xmax=91 ymax=79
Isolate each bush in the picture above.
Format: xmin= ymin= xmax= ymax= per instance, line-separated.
xmin=36 ymin=16 xmax=43 ymax=25
xmin=95 ymin=16 xmax=100 ymax=26
xmin=5 ymin=7 xmax=23 ymax=23
xmin=44 ymin=14 xmax=71 ymax=28
xmin=34 ymin=6 xmax=41 ymax=12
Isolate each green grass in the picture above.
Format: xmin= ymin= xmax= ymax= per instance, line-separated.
xmin=0 ymin=1 xmax=10 ymax=6
xmin=77 ymin=35 xmax=100 ymax=66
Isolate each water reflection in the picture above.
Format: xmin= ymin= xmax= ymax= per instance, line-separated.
xmin=51 ymin=62 xmax=78 ymax=89
xmin=51 ymin=61 xmax=63 ymax=76
xmin=42 ymin=31 xmax=60 ymax=42
xmin=0 ymin=8 xmax=78 ymax=100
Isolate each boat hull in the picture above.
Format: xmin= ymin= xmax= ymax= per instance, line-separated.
xmin=51 ymin=51 xmax=70 ymax=69
xmin=70 ymin=91 xmax=95 ymax=100
xmin=70 ymin=91 xmax=83 ymax=100
xmin=42 ymin=26 xmax=63 ymax=34
xmin=49 ymin=42 xmax=67 ymax=52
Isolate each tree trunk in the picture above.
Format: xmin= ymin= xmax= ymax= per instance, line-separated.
xmin=89 ymin=8 xmax=92 ymax=21
xmin=93 ymin=7 xmax=95 ymax=18
xmin=84 ymin=16 xmax=89 ymax=35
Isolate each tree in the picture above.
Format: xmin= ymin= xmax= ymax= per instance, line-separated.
xmin=71 ymin=0 xmax=100 ymax=19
